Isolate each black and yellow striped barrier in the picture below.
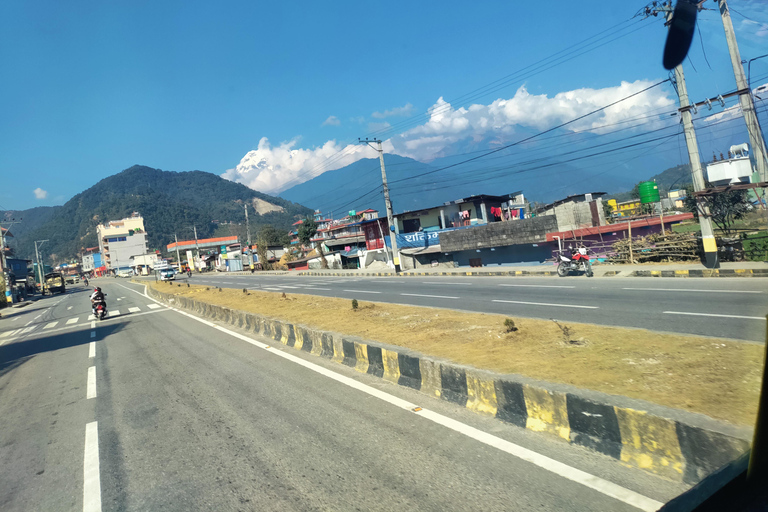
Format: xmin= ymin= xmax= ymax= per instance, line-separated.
xmin=148 ymin=286 xmax=752 ymax=484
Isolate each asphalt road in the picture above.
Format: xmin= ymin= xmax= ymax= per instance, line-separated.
xmin=182 ymin=272 xmax=768 ymax=342
xmin=0 ymin=280 xmax=689 ymax=511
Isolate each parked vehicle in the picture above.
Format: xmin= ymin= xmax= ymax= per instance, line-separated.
xmin=44 ymin=272 xmax=67 ymax=294
xmin=117 ymin=269 xmax=134 ymax=278
xmin=159 ymin=269 xmax=176 ymax=281
xmin=556 ymin=246 xmax=593 ymax=277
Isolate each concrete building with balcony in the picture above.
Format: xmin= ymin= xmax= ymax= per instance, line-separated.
xmin=96 ymin=212 xmax=149 ymax=272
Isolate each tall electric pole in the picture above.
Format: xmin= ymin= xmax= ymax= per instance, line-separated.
xmin=35 ymin=240 xmax=48 ymax=295
xmin=715 ymin=0 xmax=768 ymax=186
xmin=193 ymin=225 xmax=200 ymax=271
xmin=643 ymin=4 xmax=719 ymax=268
xmin=0 ymin=226 xmax=11 ymax=303
xmin=244 ymin=204 xmax=253 ymax=269
xmin=174 ymin=233 xmax=182 ymax=271
xmin=359 ymin=138 xmax=400 ymax=271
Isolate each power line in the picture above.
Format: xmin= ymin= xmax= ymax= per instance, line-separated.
xmin=386 ymin=79 xmax=671 ymax=187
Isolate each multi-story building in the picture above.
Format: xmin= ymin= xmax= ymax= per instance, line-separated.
xmin=96 ymin=212 xmax=149 ymax=272
xmin=81 ymin=246 xmax=102 ymax=272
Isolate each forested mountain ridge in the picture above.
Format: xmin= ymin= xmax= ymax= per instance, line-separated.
xmin=3 ymin=165 xmax=312 ymax=263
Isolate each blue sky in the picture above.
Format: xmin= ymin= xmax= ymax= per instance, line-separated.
xmin=1 ymin=0 xmax=767 ymax=210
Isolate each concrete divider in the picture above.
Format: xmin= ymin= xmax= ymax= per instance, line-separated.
xmin=147 ymin=285 xmax=752 ymax=484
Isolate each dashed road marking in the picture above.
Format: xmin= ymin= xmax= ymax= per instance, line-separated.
xmin=147 ymin=304 xmax=162 ymax=309
xmin=44 ymin=322 xmax=58 ymax=329
xmin=624 ymin=287 xmax=762 ymax=293
xmin=21 ymin=326 xmax=36 ymax=333
xmin=86 ymin=366 xmax=97 ymax=399
xmin=111 ymin=309 xmax=120 ymax=316
xmin=663 ymin=311 xmax=766 ymax=320
xmin=83 ymin=422 xmax=102 ymax=512
xmin=89 ymin=342 xmax=95 ymax=358
xmin=343 ymin=289 xmax=381 ymax=294
xmin=67 ymin=318 xmax=79 ymax=325
xmin=128 ymin=307 xmax=141 ymax=313
xmin=401 ymin=293 xmax=459 ymax=299
xmin=498 ymin=284 xmax=575 ymax=289
xmin=492 ymin=299 xmax=598 ymax=309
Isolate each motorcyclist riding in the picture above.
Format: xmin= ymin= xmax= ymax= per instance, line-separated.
xmin=90 ymin=287 xmax=106 ymax=317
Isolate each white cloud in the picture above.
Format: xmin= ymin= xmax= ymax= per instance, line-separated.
xmin=223 ymin=79 xmax=673 ymax=193
xmin=388 ymin=80 xmax=674 ymax=161
xmin=221 ymin=137 xmax=388 ymax=194
xmin=350 ymin=116 xmax=366 ymax=124
xmin=372 ymin=103 xmax=414 ymax=118
xmin=321 ymin=115 xmax=341 ymax=126
xmin=33 ymin=187 xmax=48 ymax=199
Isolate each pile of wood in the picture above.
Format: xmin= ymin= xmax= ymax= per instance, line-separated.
xmin=608 ymin=232 xmax=700 ymax=263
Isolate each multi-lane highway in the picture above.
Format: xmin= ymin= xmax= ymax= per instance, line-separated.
xmin=0 ymin=279 xmax=690 ymax=511
xmin=184 ymin=272 xmax=768 ymax=342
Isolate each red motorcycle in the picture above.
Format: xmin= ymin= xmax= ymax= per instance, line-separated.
xmin=557 ymin=246 xmax=593 ymax=277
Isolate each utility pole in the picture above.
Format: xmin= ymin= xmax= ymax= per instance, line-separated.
xmin=244 ymin=204 xmax=253 ymax=269
xmin=715 ymin=0 xmax=768 ymax=188
xmin=359 ymin=138 xmax=400 ymax=272
xmin=35 ymin=240 xmax=48 ymax=295
xmin=174 ymin=233 xmax=182 ymax=272
xmin=193 ymin=225 xmax=200 ymax=271
xmin=647 ymin=4 xmax=719 ymax=268
xmin=0 ymin=225 xmax=12 ymax=303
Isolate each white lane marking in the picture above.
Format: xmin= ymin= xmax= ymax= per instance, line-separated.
xmin=302 ymin=287 xmax=332 ymax=291
xmin=624 ymin=287 xmax=762 ymax=294
xmin=34 ymin=314 xmax=41 ymax=319
xmin=89 ymin=342 xmax=95 ymax=358
xmin=343 ymin=289 xmax=381 ymax=294
xmin=21 ymin=326 xmax=36 ymax=333
xmin=263 ymin=288 xmax=283 ymax=291
xmin=151 ymin=288 xmax=660 ymax=512
xmin=91 ymin=321 xmax=96 ymax=329
xmin=83 ymin=421 xmax=102 ymax=512
xmin=25 ymin=320 xmax=33 ymax=326
xmin=11 ymin=317 xmax=20 ymax=322
xmin=44 ymin=321 xmax=59 ymax=329
xmin=421 ymin=281 xmax=473 ymax=285
xmin=86 ymin=366 xmax=97 ymax=399
xmin=116 ymin=298 xmax=122 ymax=302
xmin=67 ymin=318 xmax=79 ymax=325
xmin=0 ymin=330 xmax=17 ymax=338
xmin=90 ymin=331 xmax=96 ymax=338
xmin=67 ymin=306 xmax=73 ymax=310
xmin=663 ymin=311 xmax=766 ymax=321
xmin=275 ymin=285 xmax=300 ymax=289
xmin=493 ymin=299 xmax=599 ymax=309
xmin=111 ymin=310 xmax=120 ymax=316
xmin=401 ymin=293 xmax=459 ymax=300
xmin=499 ymin=284 xmax=575 ymax=289
xmin=128 ymin=307 xmax=141 ymax=313
xmin=147 ymin=304 xmax=161 ymax=309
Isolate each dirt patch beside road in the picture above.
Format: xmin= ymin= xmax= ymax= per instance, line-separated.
xmin=151 ymin=281 xmax=765 ymax=426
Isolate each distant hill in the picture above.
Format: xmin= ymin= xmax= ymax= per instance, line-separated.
xmin=3 ymin=165 xmax=312 ymax=264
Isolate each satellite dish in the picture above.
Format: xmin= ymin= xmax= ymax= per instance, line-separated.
xmin=663 ymin=0 xmax=698 ymax=70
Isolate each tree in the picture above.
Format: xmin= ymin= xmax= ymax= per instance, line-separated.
xmin=296 ymin=217 xmax=317 ymax=256
xmin=682 ymin=184 xmax=751 ymax=234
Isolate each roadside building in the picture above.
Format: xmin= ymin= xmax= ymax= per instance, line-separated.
xmin=166 ymin=235 xmax=239 ymax=271
xmin=81 ymin=247 xmax=102 ymax=274
xmin=615 ymin=199 xmax=642 ymax=217
xmin=668 ymin=189 xmax=687 ymax=209
xmin=537 ymin=192 xmax=607 ymax=231
xmin=97 ymin=212 xmax=149 ymax=273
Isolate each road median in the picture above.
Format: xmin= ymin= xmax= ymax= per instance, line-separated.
xmin=144 ymin=280 xmax=761 ymax=484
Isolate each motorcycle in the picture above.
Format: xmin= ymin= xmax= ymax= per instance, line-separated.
xmin=557 ymin=246 xmax=593 ymax=277
xmin=92 ymin=295 xmax=108 ymax=320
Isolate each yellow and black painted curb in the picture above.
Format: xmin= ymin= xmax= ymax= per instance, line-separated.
xmin=148 ymin=286 xmax=751 ymax=484
xmin=634 ymin=269 xmax=768 ymax=278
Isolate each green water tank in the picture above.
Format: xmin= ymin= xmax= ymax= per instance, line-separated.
xmin=638 ymin=181 xmax=660 ymax=204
